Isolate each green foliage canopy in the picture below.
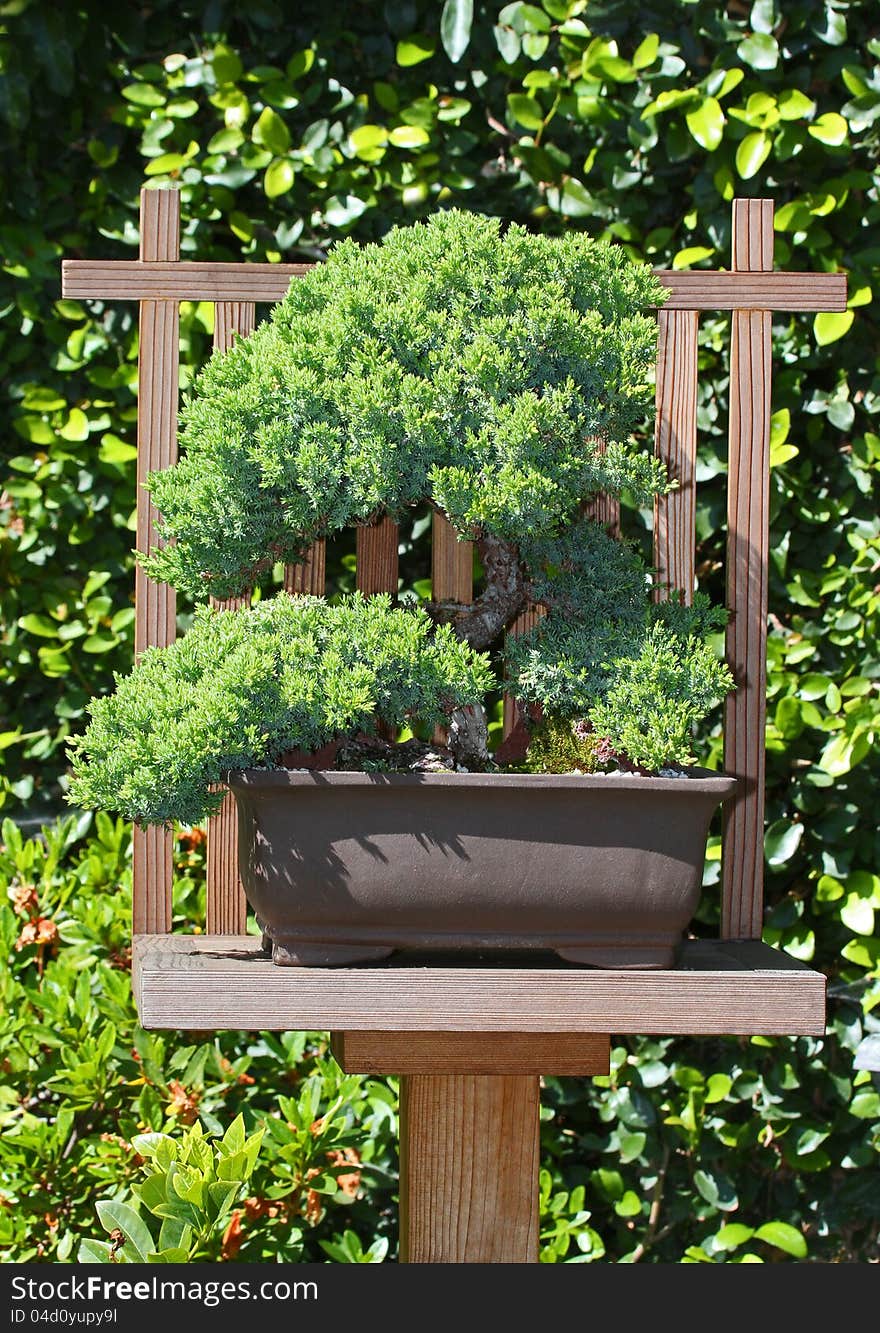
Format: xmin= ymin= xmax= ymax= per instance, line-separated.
xmin=144 ymin=210 xmax=666 ymax=601
xmin=67 ymin=593 xmax=494 ymax=825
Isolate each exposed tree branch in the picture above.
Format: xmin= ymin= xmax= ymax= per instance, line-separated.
xmin=427 ymin=533 xmax=525 ymax=650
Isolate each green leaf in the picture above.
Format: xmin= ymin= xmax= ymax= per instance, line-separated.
xmin=157 ymin=1216 xmax=192 ymax=1252
xmin=705 ymin=1073 xmax=733 ymax=1104
xmin=396 ymin=34 xmax=435 ymax=66
xmin=287 ymin=50 xmax=315 ymax=81
xmin=614 ymin=1190 xmax=642 ymax=1218
xmin=694 ymin=1169 xmax=738 ymax=1211
xmin=78 ymin=1239 xmax=113 ymax=1263
xmin=501 ymin=3 xmax=552 ymax=34
xmin=99 ymin=435 xmax=138 ymax=464
xmin=82 ymin=634 xmax=119 ymax=654
xmin=222 ymin=1114 xmax=246 ymax=1154
xmin=764 ymin=820 xmax=804 ymax=867
xmin=19 ymin=614 xmax=59 ymax=638
xmin=13 ymin=416 xmax=55 ymax=444
xmin=507 ymin=94 xmax=545 ymax=131
xmin=95 ymin=1201 xmax=154 ymax=1262
xmin=714 ymin=1223 xmax=754 ymax=1251
xmin=774 ymin=696 xmax=803 ymax=739
xmin=253 ymin=107 xmax=291 ymax=155
xmin=323 ymin=194 xmax=368 ymax=228
xmin=777 ymin=89 xmax=815 ymax=121
xmin=841 ymin=894 xmax=874 ymax=936
xmin=632 ymin=34 xmax=659 ymax=70
xmin=770 ymin=442 xmax=798 ymax=468
xmin=819 ymin=732 xmax=856 ymax=777
xmin=389 ymin=125 xmax=430 ymax=148
xmin=754 ymin=1221 xmax=807 ymax=1259
xmin=144 ymin=154 xmax=187 ymax=177
xmin=735 ymin=131 xmax=771 ymax=179
xmin=813 ymin=310 xmax=853 ymax=345
xmin=212 ymin=47 xmax=243 ymax=84
xmin=750 ymin=0 xmax=776 ymax=35
xmin=672 ymin=246 xmax=715 ymax=270
xmin=558 ymin=179 xmax=593 ymax=218
xmin=642 ymin=88 xmax=700 ymax=118
xmin=136 ymin=1174 xmax=167 ymax=1212
xmin=686 ymin=97 xmax=724 ymax=151
xmin=350 ymin=124 xmax=388 ymax=158
xmin=847 ymin=870 xmax=880 ymax=904
xmin=708 ymin=68 xmax=745 ymax=100
xmin=737 ymin=33 xmax=779 ymax=70
xmin=22 ymin=387 xmax=66 ymax=411
xmin=60 ymin=408 xmax=90 ymax=441
xmin=122 ymin=84 xmax=166 ymax=108
xmin=770 ymin=407 xmax=790 ymax=446
xmin=441 ymin=0 xmax=473 ymax=64
xmin=808 ymin=112 xmax=848 ymax=146
xmin=264 ymin=159 xmax=295 ymax=199
xmin=815 ymin=8 xmax=847 ymax=44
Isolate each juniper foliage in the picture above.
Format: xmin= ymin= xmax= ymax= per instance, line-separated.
xmin=510 ymin=519 xmax=733 ymax=766
xmin=143 ymin=210 xmax=667 ymax=600
xmin=66 ymin=594 xmax=493 ymax=826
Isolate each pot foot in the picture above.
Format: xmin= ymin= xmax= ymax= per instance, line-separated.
xmin=555 ymin=944 xmax=675 ymax=970
xmin=271 ymin=939 xmax=395 ymax=967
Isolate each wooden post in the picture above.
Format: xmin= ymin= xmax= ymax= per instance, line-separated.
xmin=205 ymin=301 xmax=255 ymax=937
xmin=284 ymin=539 xmax=326 ymax=595
xmin=653 ymin=309 xmax=700 ymax=603
xmin=132 ymin=188 xmax=179 ymax=936
xmin=400 ymin=1074 xmax=540 ymax=1263
xmin=356 ymin=515 xmax=399 ymax=594
xmin=431 ymin=512 xmax=472 ymax=605
xmin=722 ymin=199 xmax=774 ymax=940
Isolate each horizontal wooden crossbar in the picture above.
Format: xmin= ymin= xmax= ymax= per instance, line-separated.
xmin=62 ymin=260 xmax=310 ymax=303
xmin=133 ymin=935 xmax=826 ymax=1035
xmin=330 ymin=1030 xmax=611 ymax=1076
xmin=62 ymin=259 xmax=847 ymax=312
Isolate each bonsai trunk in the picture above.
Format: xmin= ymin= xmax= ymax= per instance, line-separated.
xmin=428 ymin=532 xmax=525 ymax=651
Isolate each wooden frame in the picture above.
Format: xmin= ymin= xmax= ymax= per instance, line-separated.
xmin=63 ymin=189 xmax=841 ymax=1262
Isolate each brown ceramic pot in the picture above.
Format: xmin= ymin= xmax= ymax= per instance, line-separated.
xmin=227 ymin=769 xmax=738 ymax=970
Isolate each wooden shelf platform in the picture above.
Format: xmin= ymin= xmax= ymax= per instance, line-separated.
xmin=133 ymin=935 xmax=826 ymax=1036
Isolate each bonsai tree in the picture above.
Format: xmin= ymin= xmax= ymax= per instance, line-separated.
xmin=68 ymin=210 xmax=732 ymax=826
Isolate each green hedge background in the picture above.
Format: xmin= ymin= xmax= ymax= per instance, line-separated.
xmin=1 ymin=0 xmax=878 ymax=1262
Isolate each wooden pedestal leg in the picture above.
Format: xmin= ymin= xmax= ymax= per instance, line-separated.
xmin=332 ymin=1031 xmax=610 ymax=1265
xmin=399 ymin=1074 xmax=540 ymax=1264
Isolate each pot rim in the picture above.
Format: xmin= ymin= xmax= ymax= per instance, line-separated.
xmin=226 ymin=766 xmax=740 ymax=797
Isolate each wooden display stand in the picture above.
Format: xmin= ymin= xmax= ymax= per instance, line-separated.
xmin=63 ymin=189 xmax=843 ymax=1264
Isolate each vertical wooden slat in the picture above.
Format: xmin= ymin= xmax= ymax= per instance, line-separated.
xmin=354 ymin=516 xmax=399 ymax=741
xmin=502 ymin=605 xmax=543 ymax=740
xmin=432 ymin=513 xmax=473 ymax=744
xmin=133 ymin=187 xmax=179 ymax=936
xmin=399 ymin=1074 xmax=540 ymax=1263
xmin=653 ymin=309 xmax=700 ymax=603
xmin=205 ymin=301 xmax=256 ymax=936
xmin=213 ymin=301 xmax=255 ymax=353
xmin=722 ymin=199 xmax=774 ymax=940
xmin=583 ymin=488 xmax=620 ymax=535
xmin=283 ymin=540 xmax=326 ymax=596
xmin=356 ymin=516 xmax=399 ymax=595
xmin=431 ymin=512 xmax=472 ymax=604
xmin=583 ymin=437 xmax=620 ymax=537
